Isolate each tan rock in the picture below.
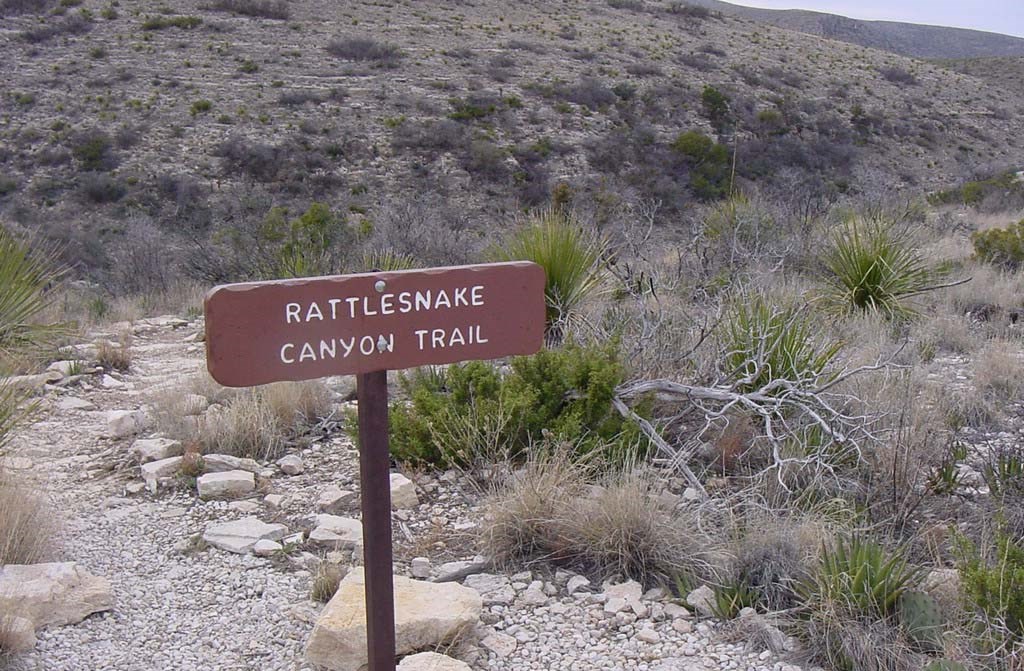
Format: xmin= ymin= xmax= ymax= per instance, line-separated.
xmin=0 ymin=563 xmax=112 ymax=630
xmin=398 ymin=652 xmax=472 ymax=671
xmin=305 ymin=567 xmax=482 ymax=671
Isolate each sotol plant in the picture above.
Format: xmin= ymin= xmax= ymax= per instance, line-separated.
xmin=821 ymin=219 xmax=938 ymax=319
xmin=492 ymin=207 xmax=607 ymax=337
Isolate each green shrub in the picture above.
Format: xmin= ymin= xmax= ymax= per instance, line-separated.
xmin=722 ymin=293 xmax=841 ymax=393
xmin=957 ymin=524 xmax=1024 ymax=652
xmin=700 ymin=85 xmax=731 ymax=134
xmin=491 ymin=208 xmax=606 ymax=336
xmin=190 ymin=99 xmax=212 ymax=115
xmin=70 ymin=130 xmax=116 ymax=171
xmin=141 ymin=14 xmax=201 ymax=29
xmin=381 ymin=342 xmax=642 ymax=467
xmin=821 ymin=219 xmax=937 ymax=318
xmin=671 ymin=130 xmax=731 ymax=200
xmin=971 ymin=220 xmax=1024 ymax=270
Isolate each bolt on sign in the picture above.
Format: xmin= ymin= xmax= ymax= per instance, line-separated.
xmin=204 ymin=261 xmax=545 ymax=671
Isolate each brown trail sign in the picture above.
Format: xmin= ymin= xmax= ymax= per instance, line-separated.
xmin=204 ymin=261 xmax=545 ymax=671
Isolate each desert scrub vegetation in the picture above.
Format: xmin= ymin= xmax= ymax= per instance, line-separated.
xmin=326 ymin=37 xmax=404 ymax=68
xmin=209 ymin=0 xmax=289 ymax=20
xmin=156 ymin=377 xmax=331 ymax=461
xmin=381 ymin=342 xmax=643 ymax=468
xmin=972 ymin=219 xmax=1024 ymax=270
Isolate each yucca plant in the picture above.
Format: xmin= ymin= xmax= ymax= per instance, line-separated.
xmin=821 ymin=219 xmax=937 ymax=319
xmin=0 ymin=227 xmax=66 ymax=364
xmin=361 ymin=249 xmax=417 ymax=272
xmin=492 ymin=207 xmax=607 ymax=338
xmin=723 ymin=293 xmax=842 ymax=394
xmin=805 ymin=534 xmax=923 ymax=618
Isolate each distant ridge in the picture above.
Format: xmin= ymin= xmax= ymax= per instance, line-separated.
xmin=686 ymin=0 xmax=1024 ymax=59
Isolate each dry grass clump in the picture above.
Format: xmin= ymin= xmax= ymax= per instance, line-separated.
xmin=0 ymin=474 xmax=55 ymax=565
xmin=152 ymin=374 xmax=330 ymax=462
xmin=310 ymin=562 xmax=347 ymax=603
xmin=95 ymin=335 xmax=132 ymax=372
xmin=973 ymin=340 xmax=1023 ymax=401
xmin=479 ymin=449 xmax=712 ymax=584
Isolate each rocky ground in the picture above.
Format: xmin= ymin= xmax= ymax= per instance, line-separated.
xmin=1 ymin=316 xmax=816 ymax=671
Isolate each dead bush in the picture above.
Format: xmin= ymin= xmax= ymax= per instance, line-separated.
xmin=311 ymin=562 xmax=347 ymax=602
xmin=973 ymin=340 xmax=1023 ymax=402
xmin=0 ymin=474 xmax=55 ymax=565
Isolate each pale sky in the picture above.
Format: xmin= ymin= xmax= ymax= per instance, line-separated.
xmin=727 ymin=1 xmax=1024 ymax=38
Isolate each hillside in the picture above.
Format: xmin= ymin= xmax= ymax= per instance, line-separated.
xmin=0 ymin=0 xmax=1022 ymax=289
xmin=687 ymin=0 xmax=1024 ymax=59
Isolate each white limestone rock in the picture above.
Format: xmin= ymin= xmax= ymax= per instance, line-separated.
xmin=390 ymin=472 xmax=419 ymax=510
xmin=305 ymin=567 xmax=482 ymax=671
xmin=318 ymin=486 xmax=356 ymax=514
xmin=0 ymin=563 xmax=113 ymax=630
xmin=276 ymin=454 xmax=305 ymax=475
xmin=202 ymin=453 xmax=262 ymax=474
xmin=309 ymin=515 xmax=362 ymax=549
xmin=130 ymin=437 xmax=183 ymax=464
xmin=398 ymin=652 xmax=472 ymax=670
xmin=202 ymin=517 xmax=288 ymax=554
xmin=105 ymin=409 xmax=150 ymax=438
xmin=197 ymin=470 xmax=255 ymax=499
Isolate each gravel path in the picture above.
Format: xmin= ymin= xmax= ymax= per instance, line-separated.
xmin=5 ymin=317 xmax=809 ymax=671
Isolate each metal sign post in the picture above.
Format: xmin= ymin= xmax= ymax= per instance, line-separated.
xmin=204 ymin=262 xmax=545 ymax=671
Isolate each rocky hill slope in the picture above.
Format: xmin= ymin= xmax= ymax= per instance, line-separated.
xmin=0 ymin=0 xmax=1022 ymax=287
xmin=687 ymin=0 xmax=1024 ymax=59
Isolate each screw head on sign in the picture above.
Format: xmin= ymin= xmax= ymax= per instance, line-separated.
xmin=377 ymin=335 xmax=392 ymax=353
xmin=374 ymin=280 xmax=386 ymax=292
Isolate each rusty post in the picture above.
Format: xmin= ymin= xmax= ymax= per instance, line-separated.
xmin=357 ymin=370 xmax=396 ymax=671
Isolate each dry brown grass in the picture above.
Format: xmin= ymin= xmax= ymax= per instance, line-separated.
xmin=479 ymin=449 xmax=713 ymax=585
xmin=95 ymin=334 xmax=132 ymax=372
xmin=152 ymin=374 xmax=330 ymax=462
xmin=0 ymin=472 xmax=55 ymax=566
xmin=973 ymin=339 xmax=1024 ymax=402
xmin=310 ymin=561 xmax=346 ymax=603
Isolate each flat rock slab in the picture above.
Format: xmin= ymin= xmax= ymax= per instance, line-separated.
xmin=105 ymin=410 xmax=150 ymax=439
xmin=0 ymin=562 xmax=112 ymax=630
xmin=197 ymin=470 xmax=255 ymax=499
xmin=202 ymin=454 xmax=263 ymax=474
xmin=306 ymin=567 xmax=482 ymax=671
xmin=398 ymin=652 xmax=472 ymax=671
xmin=55 ymin=396 xmax=96 ymax=411
xmin=130 ymin=438 xmax=183 ymax=464
xmin=202 ymin=517 xmax=288 ymax=554
xmin=309 ymin=515 xmax=362 ymax=549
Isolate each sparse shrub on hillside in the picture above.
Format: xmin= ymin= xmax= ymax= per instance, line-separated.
xmin=382 ymin=342 xmax=639 ymax=467
xmin=563 ymin=77 xmax=617 ymax=111
xmin=210 ymin=0 xmax=289 ymax=20
xmin=254 ymin=202 xmax=354 ymax=278
xmin=1 ymin=0 xmax=55 ymax=16
xmin=463 ymin=139 xmax=508 ymax=183
xmin=971 ymin=220 xmax=1024 ymax=270
xmin=491 ymin=208 xmax=607 ymax=335
xmin=78 ymin=173 xmax=125 ymax=204
xmin=879 ymin=66 xmax=918 ymax=86
xmin=277 ymin=90 xmax=325 ymax=106
xmin=141 ymin=15 xmax=202 ymax=30
xmin=667 ymin=2 xmax=712 ymax=19
xmin=190 ymin=99 xmax=213 ymax=116
xmin=701 ymin=85 xmax=732 ymax=135
xmin=391 ymin=119 xmax=468 ymax=152
xmin=607 ymin=0 xmax=645 ymax=11
xmin=671 ymin=130 xmax=732 ymax=200
xmin=326 ymin=37 xmax=403 ymax=68
xmin=18 ymin=12 xmax=91 ymax=41
xmin=821 ymin=219 xmax=938 ymax=318
xmin=70 ymin=130 xmax=117 ymax=171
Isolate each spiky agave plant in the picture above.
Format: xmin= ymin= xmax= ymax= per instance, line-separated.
xmin=492 ymin=207 xmax=607 ymax=338
xmin=821 ymin=219 xmax=937 ymax=319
